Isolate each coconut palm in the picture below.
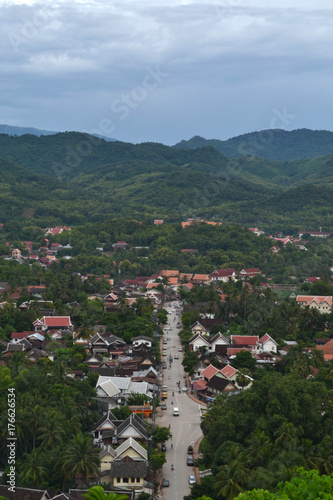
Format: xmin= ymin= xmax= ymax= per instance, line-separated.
xmin=37 ymin=410 xmax=66 ymax=449
xmin=274 ymin=422 xmax=298 ymax=451
xmin=59 ymin=433 xmax=100 ymax=486
xmin=19 ymin=449 xmax=48 ymax=487
xmin=246 ymin=430 xmax=273 ymax=468
xmin=235 ymin=369 xmax=252 ymax=391
xmin=215 ymin=460 xmax=249 ymax=499
xmin=215 ymin=447 xmax=250 ymax=499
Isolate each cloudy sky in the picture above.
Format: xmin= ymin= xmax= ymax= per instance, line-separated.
xmin=1 ymin=0 xmax=333 ymax=145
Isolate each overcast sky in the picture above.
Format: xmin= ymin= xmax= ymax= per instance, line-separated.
xmin=1 ymin=0 xmax=333 ymax=145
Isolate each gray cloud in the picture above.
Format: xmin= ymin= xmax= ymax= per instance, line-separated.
xmin=0 ymin=0 xmax=333 ymax=144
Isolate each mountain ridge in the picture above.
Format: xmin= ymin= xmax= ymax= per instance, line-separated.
xmin=174 ymin=128 xmax=333 ymax=162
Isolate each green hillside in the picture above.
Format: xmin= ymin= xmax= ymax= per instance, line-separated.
xmin=0 ymin=131 xmax=332 ymax=231
xmin=174 ymin=128 xmax=333 ymax=161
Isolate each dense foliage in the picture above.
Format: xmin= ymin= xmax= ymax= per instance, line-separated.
xmin=1 ymin=132 xmax=333 ymax=230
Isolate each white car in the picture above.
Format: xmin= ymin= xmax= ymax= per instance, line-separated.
xmin=189 ymin=475 xmax=196 ymax=485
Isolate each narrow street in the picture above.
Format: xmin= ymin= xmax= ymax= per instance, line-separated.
xmin=157 ymin=301 xmax=205 ymax=500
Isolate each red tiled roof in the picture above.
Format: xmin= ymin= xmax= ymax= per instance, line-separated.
xmin=297 ymin=295 xmax=332 ymax=306
xmin=210 ymin=268 xmax=236 ymax=277
xmin=34 ymin=316 xmax=72 ymax=327
xmin=227 ymin=347 xmax=251 ymax=356
xmin=220 ymin=364 xmax=237 ymax=378
xmin=11 ymin=331 xmax=32 ymax=339
xmin=160 ymin=270 xmax=179 ymax=277
xmin=201 ymin=364 xmax=219 ymax=379
xmin=193 ymin=379 xmax=207 ymax=391
xmin=259 ymin=333 xmax=274 ymax=344
xmin=192 ymin=274 xmax=209 ymax=281
xmin=231 ymin=335 xmax=259 ymax=345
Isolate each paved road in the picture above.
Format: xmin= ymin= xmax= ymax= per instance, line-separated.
xmin=158 ymin=301 xmax=204 ymax=500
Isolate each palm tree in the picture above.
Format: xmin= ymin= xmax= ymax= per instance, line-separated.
xmin=19 ymin=449 xmax=48 ymax=487
xmin=215 ymin=460 xmax=249 ymax=499
xmin=215 ymin=447 xmax=250 ymax=499
xmin=83 ymin=485 xmax=129 ymax=500
xmin=37 ymin=410 xmax=66 ymax=449
xmin=309 ymin=348 xmax=325 ymax=369
xmin=21 ymin=390 xmax=42 ymax=451
xmin=246 ymin=430 xmax=273 ymax=468
xmin=59 ymin=433 xmax=100 ymax=487
xmin=235 ymin=369 xmax=252 ymax=391
xmin=274 ymin=422 xmax=298 ymax=451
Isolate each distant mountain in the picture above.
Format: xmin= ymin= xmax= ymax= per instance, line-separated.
xmin=0 ymin=124 xmax=117 ymax=142
xmin=174 ymin=128 xmax=333 ymax=162
xmin=0 ymin=124 xmax=58 ymax=137
xmin=0 ymin=131 xmax=333 ymax=230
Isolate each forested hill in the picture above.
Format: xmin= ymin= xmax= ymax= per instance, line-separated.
xmin=0 ymin=132 xmax=232 ymax=180
xmin=0 ymin=131 xmax=333 ymax=230
xmin=174 ymin=128 xmax=333 ymax=161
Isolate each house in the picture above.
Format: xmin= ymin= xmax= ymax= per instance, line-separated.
xmin=92 ymin=411 xmax=119 ymax=446
xmin=0 ymin=486 xmax=51 ymax=500
xmin=132 ymin=336 xmax=153 ymax=349
xmin=189 ymin=331 xmax=229 ymax=353
xmin=100 ymin=445 xmax=117 ymax=470
xmin=254 ymin=351 xmax=281 ymax=365
xmin=104 ymin=292 xmax=119 ymax=310
xmin=315 ymin=339 xmax=333 ymax=361
xmin=270 ymin=236 xmax=293 ymax=245
xmin=96 ymin=376 xmax=151 ymax=410
xmin=113 ymin=241 xmax=128 ymax=250
xmin=304 ymin=277 xmax=321 ymax=284
xmin=296 ymin=295 xmax=332 ymax=314
xmin=239 ymin=268 xmax=261 ymax=280
xmin=190 ymin=321 xmax=210 ymax=336
xmin=206 ymin=375 xmax=237 ymax=395
xmin=45 ymin=226 xmax=71 ymax=236
xmin=50 ymin=242 xmax=62 ymax=253
xmin=115 ymin=414 xmax=149 ymax=444
xmin=258 ymin=333 xmax=278 ymax=353
xmin=33 ymin=316 xmax=73 ymax=332
xmin=270 ymin=245 xmax=281 ymax=253
xmin=209 ymin=268 xmax=237 ymax=282
xmin=299 ymin=230 xmax=332 ymax=239
xmin=191 ymin=274 xmax=210 ymax=285
xmin=12 ymin=248 xmax=22 ymax=259
xmin=89 ymin=333 xmax=110 ymax=354
xmin=230 ymin=335 xmax=259 ymax=347
xmin=248 ymin=227 xmax=265 ymax=236
xmin=181 ymin=248 xmax=199 ymax=253
xmin=108 ymin=456 xmax=148 ymax=491
xmin=179 ymin=273 xmax=193 ymax=282
xmin=217 ymin=365 xmax=253 ymax=390
xmin=28 ymin=285 xmax=46 ymax=295
xmin=201 ymin=364 xmax=219 ymax=381
xmin=159 ymin=269 xmax=179 ymax=278
xmin=154 ymin=219 xmax=163 ymax=225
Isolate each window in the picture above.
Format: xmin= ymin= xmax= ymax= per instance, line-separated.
xmin=116 ymin=478 xmax=121 ymax=483
xmin=136 ymin=478 xmax=140 ymax=483
xmin=131 ymin=478 xmax=135 ymax=483
xmin=123 ymin=477 xmax=129 ymax=483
